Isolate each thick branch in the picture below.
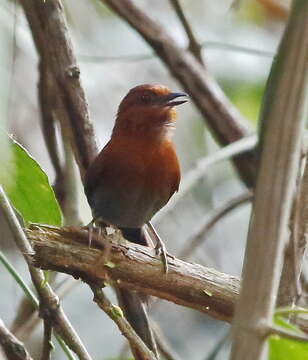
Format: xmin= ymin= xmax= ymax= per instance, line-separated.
xmin=102 ymin=0 xmax=257 ymax=187
xmin=21 ymin=0 xmax=98 ymax=179
xmin=230 ymin=0 xmax=308 ymax=358
xmin=26 ymin=225 xmax=239 ymax=323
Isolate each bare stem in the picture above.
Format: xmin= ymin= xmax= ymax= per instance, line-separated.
xmin=90 ymin=285 xmax=157 ymax=360
xmin=230 ymin=0 xmax=308 ymax=358
xmin=179 ymin=191 xmax=252 ymax=259
xmin=40 ymin=320 xmax=53 ymax=360
xmin=168 ymin=0 xmax=203 ymax=63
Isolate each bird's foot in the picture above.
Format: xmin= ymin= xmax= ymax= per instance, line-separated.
xmin=86 ymin=218 xmax=106 ymax=248
xmin=155 ymin=241 xmax=169 ymax=274
xmin=146 ymin=221 xmax=170 ymax=274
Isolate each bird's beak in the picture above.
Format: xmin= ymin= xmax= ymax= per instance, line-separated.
xmin=161 ymin=92 xmax=188 ymax=107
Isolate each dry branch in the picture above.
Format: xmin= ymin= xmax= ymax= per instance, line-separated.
xmin=0 ymin=187 xmax=92 ymax=360
xmin=26 ymin=225 xmax=240 ymax=323
xmin=102 ymin=0 xmax=257 ymax=187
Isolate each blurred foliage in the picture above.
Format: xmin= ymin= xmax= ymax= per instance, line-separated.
xmin=236 ymin=1 xmax=267 ymax=24
xmin=0 ymin=136 xmax=62 ymax=226
xmin=235 ymin=0 xmax=289 ymax=24
xmin=223 ymin=82 xmax=265 ymax=126
xmin=268 ymin=316 xmax=308 ymax=360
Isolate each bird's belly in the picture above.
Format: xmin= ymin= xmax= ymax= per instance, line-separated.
xmin=91 ymin=185 xmax=163 ymax=228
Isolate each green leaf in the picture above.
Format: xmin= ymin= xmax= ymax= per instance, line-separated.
xmin=0 ymin=135 xmax=62 ymax=226
xmin=203 ymin=289 xmax=213 ymax=297
xmin=41 ymin=270 xmax=50 ymax=288
xmin=268 ymin=316 xmax=308 ymax=360
xmin=105 ymin=261 xmax=116 ymax=268
xmin=110 ymin=305 xmax=124 ymax=320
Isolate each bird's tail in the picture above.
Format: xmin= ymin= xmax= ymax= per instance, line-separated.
xmin=117 ymin=226 xmax=158 ymax=360
xmin=120 ymin=227 xmax=150 ymax=246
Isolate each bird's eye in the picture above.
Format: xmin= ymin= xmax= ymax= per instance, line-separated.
xmin=141 ymin=93 xmax=152 ymax=104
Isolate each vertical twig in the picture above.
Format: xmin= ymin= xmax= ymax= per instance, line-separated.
xmin=40 ymin=320 xmax=53 ymax=360
xmin=230 ymin=0 xmax=308 ymax=358
xmin=278 ymin=154 xmax=308 ymax=306
xmin=168 ymin=0 xmax=203 ymax=64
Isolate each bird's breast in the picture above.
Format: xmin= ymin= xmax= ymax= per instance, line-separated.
xmin=85 ymin=136 xmax=180 ymax=228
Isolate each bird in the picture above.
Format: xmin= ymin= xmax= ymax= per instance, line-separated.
xmin=84 ymin=84 xmax=187 ymax=359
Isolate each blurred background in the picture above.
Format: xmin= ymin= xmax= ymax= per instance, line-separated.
xmin=0 ymin=0 xmax=290 ymax=359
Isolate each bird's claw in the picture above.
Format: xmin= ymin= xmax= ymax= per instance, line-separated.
xmin=86 ymin=218 xmax=105 ymax=247
xmin=155 ymin=242 xmax=169 ymax=274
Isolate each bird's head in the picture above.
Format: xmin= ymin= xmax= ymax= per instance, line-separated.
xmin=113 ymin=84 xmax=187 ymax=137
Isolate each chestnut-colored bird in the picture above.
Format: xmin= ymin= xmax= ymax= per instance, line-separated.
xmin=84 ymin=84 xmax=187 ymax=359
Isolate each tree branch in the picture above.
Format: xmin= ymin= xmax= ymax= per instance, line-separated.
xmin=0 ymin=187 xmax=92 ymax=360
xmin=230 ymin=0 xmax=308 ymax=358
xmin=102 ymin=0 xmax=257 ymax=187
xmin=21 ymin=0 xmax=98 ymax=180
xmin=26 ymin=224 xmax=239 ymax=323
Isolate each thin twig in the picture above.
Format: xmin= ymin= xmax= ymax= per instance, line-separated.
xmin=90 ymin=285 xmax=157 ymax=360
xmin=0 ymin=318 xmax=33 ymax=360
xmin=38 ymin=60 xmax=63 ymax=194
xmin=40 ymin=320 xmax=53 ymax=360
xmin=179 ymin=191 xmax=253 ymax=259
xmin=275 ymin=307 xmax=308 ymax=317
xmin=0 ymin=186 xmax=92 ymax=360
xmin=0 ymin=251 xmax=76 ymax=359
xmin=204 ymin=332 xmax=229 ymax=360
xmin=156 ymin=135 xmax=257 ymax=221
xmin=0 ymin=251 xmax=38 ymax=308
xmin=266 ymin=324 xmax=308 ymax=343
xmin=11 ymin=276 xmax=80 ymax=344
xmin=278 ymin=154 xmax=308 ymax=306
xmin=169 ymin=0 xmax=203 ymax=63
xmin=102 ymin=0 xmax=257 ymax=187
xmin=152 ymin=323 xmax=181 ymax=360
xmin=78 ymin=41 xmax=274 ymax=63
